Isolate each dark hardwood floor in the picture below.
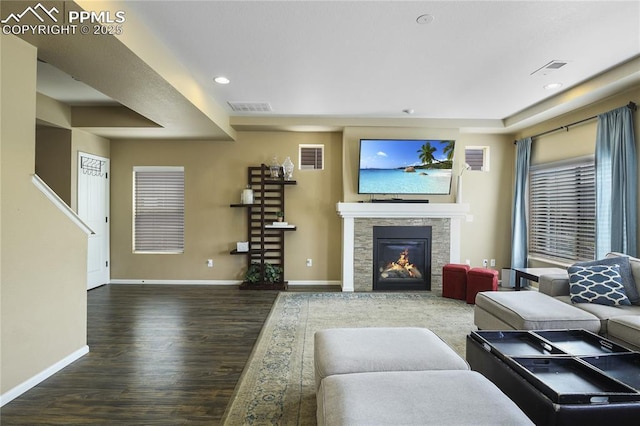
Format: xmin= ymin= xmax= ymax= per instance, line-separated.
xmin=0 ymin=285 xmax=339 ymax=425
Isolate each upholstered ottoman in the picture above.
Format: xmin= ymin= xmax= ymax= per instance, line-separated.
xmin=475 ymin=291 xmax=601 ymax=332
xmin=442 ymin=263 xmax=470 ymax=300
xmin=466 ymin=267 xmax=499 ymax=304
xmin=317 ymin=370 xmax=534 ymax=425
xmin=313 ymin=327 xmax=468 ymax=390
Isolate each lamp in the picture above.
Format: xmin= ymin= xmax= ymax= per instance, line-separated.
xmin=456 ymin=163 xmax=471 ymax=203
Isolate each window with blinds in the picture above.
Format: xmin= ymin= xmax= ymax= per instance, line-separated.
xmin=299 ymin=144 xmax=324 ymax=170
xmin=465 ymin=146 xmax=489 ymax=171
xmin=133 ymin=166 xmax=185 ymax=253
xmin=529 ymin=156 xmax=595 ymax=263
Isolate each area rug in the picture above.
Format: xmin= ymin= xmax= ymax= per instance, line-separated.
xmin=222 ymin=292 xmax=475 ymax=425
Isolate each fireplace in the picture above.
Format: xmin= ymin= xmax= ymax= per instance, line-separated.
xmin=373 ymin=226 xmax=431 ymax=291
xmin=336 ymin=202 xmax=470 ymax=292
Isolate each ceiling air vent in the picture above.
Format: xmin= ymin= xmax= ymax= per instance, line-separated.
xmin=531 ymin=60 xmax=569 ymax=76
xmin=227 ymin=102 xmax=272 ymax=112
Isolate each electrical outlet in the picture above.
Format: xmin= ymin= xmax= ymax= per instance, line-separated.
xmin=207 ymin=259 xmax=213 ymax=268
xmin=306 ymin=258 xmax=313 ymax=267
xmin=482 ymin=259 xmax=488 ymax=267
xmin=490 ymin=259 xmax=496 ymax=267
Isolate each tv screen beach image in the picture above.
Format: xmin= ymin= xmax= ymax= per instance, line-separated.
xmin=358 ymin=139 xmax=455 ymax=194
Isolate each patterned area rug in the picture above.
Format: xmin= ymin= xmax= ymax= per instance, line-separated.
xmin=222 ymin=292 xmax=475 ymax=425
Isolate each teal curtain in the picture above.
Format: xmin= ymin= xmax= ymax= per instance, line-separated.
xmin=595 ymin=106 xmax=637 ymax=258
xmin=510 ymin=137 xmax=532 ymax=286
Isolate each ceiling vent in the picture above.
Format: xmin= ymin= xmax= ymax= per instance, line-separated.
xmin=227 ymin=102 xmax=273 ymax=112
xmin=531 ymin=60 xmax=569 ymax=76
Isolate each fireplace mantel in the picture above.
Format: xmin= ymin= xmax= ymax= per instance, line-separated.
xmin=336 ymin=202 xmax=470 ymax=219
xmin=336 ymin=202 xmax=471 ymax=292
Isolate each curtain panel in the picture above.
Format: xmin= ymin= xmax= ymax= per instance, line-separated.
xmin=595 ymin=106 xmax=638 ymax=258
xmin=510 ymin=137 xmax=532 ymax=286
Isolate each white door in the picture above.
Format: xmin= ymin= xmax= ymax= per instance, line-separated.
xmin=77 ymin=152 xmax=110 ymax=290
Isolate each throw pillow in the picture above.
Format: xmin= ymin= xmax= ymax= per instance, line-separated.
xmin=569 ymin=264 xmax=630 ymax=306
xmin=575 ymin=256 xmax=639 ymax=304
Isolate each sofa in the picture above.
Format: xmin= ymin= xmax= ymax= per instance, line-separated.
xmin=475 ymin=252 xmax=640 ymax=351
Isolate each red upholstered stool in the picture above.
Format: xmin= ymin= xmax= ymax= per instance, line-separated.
xmin=442 ymin=264 xmax=470 ymax=300
xmin=466 ymin=268 xmax=499 ymax=304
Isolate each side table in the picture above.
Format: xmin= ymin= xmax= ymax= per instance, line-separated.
xmin=512 ymin=267 xmax=566 ymax=291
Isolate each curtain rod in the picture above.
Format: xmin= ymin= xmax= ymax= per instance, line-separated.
xmin=514 ymin=101 xmax=637 ymax=144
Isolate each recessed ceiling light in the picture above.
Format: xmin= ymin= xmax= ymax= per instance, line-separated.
xmin=214 ymin=76 xmax=230 ymax=85
xmin=543 ymin=83 xmax=563 ymax=90
xmin=416 ymin=14 xmax=435 ymax=24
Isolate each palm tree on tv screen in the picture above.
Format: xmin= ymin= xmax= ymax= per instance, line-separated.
xmin=417 ymin=142 xmax=436 ymax=166
xmin=442 ymin=140 xmax=455 ymax=161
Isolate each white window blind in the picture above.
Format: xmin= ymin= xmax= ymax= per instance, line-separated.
xmin=133 ymin=166 xmax=184 ymax=253
xmin=465 ymin=146 xmax=489 ymax=171
xmin=529 ymin=156 xmax=595 ymax=263
xmin=299 ymin=144 xmax=324 ymax=170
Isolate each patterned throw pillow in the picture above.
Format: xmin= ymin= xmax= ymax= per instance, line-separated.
xmin=575 ymin=256 xmax=639 ymax=304
xmin=569 ymin=264 xmax=630 ymax=306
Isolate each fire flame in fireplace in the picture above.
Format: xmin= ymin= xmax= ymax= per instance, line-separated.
xmin=380 ymin=248 xmax=423 ymax=279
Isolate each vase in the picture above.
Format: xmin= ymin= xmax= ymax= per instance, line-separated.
xmin=269 ymin=156 xmax=280 ymax=178
xmin=241 ymin=186 xmax=253 ymax=204
xmin=282 ymin=156 xmax=294 ymax=180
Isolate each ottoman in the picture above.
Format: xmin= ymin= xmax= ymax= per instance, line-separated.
xmin=474 ymin=291 xmax=601 ymax=332
xmin=466 ymin=267 xmax=499 ymax=304
xmin=317 ymin=370 xmax=534 ymax=425
xmin=313 ymin=327 xmax=468 ymax=390
xmin=442 ymin=263 xmax=470 ymax=300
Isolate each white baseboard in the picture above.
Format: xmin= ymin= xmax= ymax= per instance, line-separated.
xmin=109 ymin=280 xmax=342 ymax=287
xmin=0 ymin=345 xmax=89 ymax=407
xmin=287 ymin=280 xmax=342 ymax=286
xmin=109 ymin=279 xmax=241 ymax=285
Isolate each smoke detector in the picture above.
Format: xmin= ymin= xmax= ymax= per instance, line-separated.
xmin=416 ymin=14 xmax=435 ymax=24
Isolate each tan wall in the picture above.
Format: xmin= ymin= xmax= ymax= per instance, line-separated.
xmin=35 ymin=95 xmax=111 ymax=212
xmin=35 ymin=127 xmax=72 ymax=205
xmin=515 ymin=86 xmax=640 ymax=267
xmin=457 ymin=133 xmax=515 ymax=269
xmin=36 ymin=93 xmax=71 ymax=129
xmin=110 ymin=131 xmax=343 ymax=282
xmin=1 ymin=35 xmax=88 ymax=394
xmin=342 ymin=127 xmax=514 ymax=269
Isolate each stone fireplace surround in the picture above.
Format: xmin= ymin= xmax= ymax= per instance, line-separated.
xmin=336 ymin=203 xmax=471 ymax=292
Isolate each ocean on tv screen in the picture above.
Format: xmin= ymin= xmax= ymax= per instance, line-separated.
xmin=359 ymin=168 xmax=452 ymax=194
xmin=358 ymin=139 xmax=455 ymax=194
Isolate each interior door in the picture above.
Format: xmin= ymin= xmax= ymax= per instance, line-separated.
xmin=77 ymin=152 xmax=110 ymax=290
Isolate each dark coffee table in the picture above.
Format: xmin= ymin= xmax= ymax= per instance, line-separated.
xmin=467 ymin=330 xmax=640 ymax=425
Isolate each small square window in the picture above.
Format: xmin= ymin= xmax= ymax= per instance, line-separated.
xmin=465 ymin=146 xmax=490 ymax=171
xmin=299 ymin=144 xmax=324 ymax=170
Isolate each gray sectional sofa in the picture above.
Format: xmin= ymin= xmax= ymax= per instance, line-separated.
xmin=475 ymin=252 xmax=640 ymax=351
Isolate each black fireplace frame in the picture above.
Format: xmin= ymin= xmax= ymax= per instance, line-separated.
xmin=372 ymin=226 xmax=432 ymax=291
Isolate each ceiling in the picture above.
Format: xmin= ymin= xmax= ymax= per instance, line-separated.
xmin=29 ymin=1 xmax=640 ymax=139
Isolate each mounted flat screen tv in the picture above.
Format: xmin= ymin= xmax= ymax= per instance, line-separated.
xmin=358 ymin=139 xmax=455 ymax=195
